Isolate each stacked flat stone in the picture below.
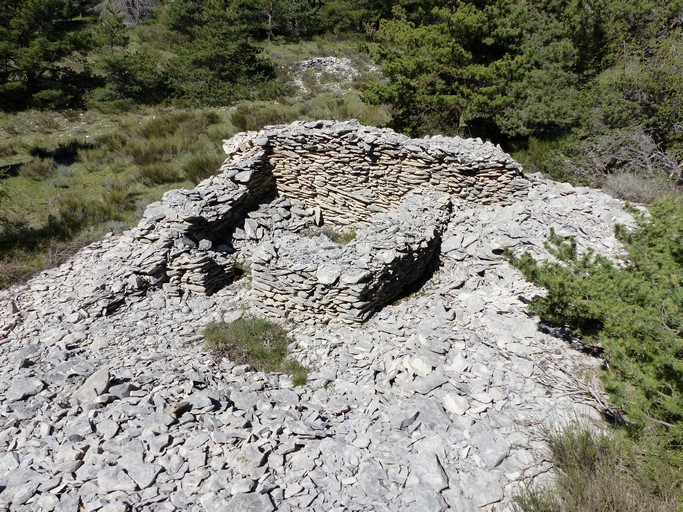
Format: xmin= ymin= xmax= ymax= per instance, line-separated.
xmin=232 ymin=196 xmax=320 ymax=244
xmin=164 ymin=238 xmax=234 ymax=295
xmin=250 ymin=191 xmax=452 ymax=324
xmin=98 ymin=120 xmax=527 ymax=301
xmin=224 ymin=120 xmax=527 ymax=226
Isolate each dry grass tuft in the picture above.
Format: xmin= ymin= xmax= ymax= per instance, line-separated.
xmin=514 ymin=424 xmax=680 ymax=512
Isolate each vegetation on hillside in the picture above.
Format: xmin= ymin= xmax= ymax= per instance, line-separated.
xmin=0 ymin=108 xmax=234 ymax=286
xmin=3 ymin=0 xmax=680 ymax=190
xmin=514 ymin=423 xmax=680 ymax=511
xmin=1 ymin=2 xmax=682 ymax=506
xmin=363 ymin=0 xmax=683 ymax=198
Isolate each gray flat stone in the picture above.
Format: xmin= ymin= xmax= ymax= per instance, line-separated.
xmin=0 ymin=452 xmax=19 ymax=478
xmin=97 ymin=466 xmax=137 ymax=493
xmin=413 ymin=372 xmax=449 ymax=395
xmin=70 ymin=366 xmax=110 ymax=405
xmin=7 ymin=377 xmax=44 ymax=401
xmin=316 ymin=264 xmax=342 ymax=285
xmin=405 ymin=452 xmax=448 ymax=492
xmin=442 ymin=393 xmax=468 ymax=416
xmin=471 ymin=432 xmax=510 ymax=469
xmin=124 ymin=461 xmax=162 ymax=489
xmin=233 ymin=444 xmax=268 ymax=476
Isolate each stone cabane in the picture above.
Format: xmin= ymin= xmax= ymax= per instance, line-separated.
xmin=76 ymin=120 xmax=528 ymax=321
xmin=250 ymin=191 xmax=452 ymax=325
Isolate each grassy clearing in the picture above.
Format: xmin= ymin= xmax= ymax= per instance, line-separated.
xmin=514 ymin=424 xmax=680 ymax=512
xmin=261 ymin=37 xmax=383 ymax=100
xmin=205 ymin=317 xmax=308 ymax=386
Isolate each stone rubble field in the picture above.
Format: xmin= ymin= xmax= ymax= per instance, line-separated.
xmin=0 ymin=171 xmax=635 ymax=511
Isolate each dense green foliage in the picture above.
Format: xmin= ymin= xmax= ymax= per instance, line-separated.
xmin=0 ymin=0 xmax=284 ymax=110
xmin=364 ymin=0 xmax=683 ymax=192
xmin=506 ymin=197 xmax=683 ymax=488
xmin=162 ymin=0 xmax=278 ymax=106
xmin=0 ymin=0 xmax=93 ymax=110
xmin=205 ymin=317 xmax=308 ymax=385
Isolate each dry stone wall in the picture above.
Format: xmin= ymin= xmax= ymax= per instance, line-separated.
xmin=250 ymin=191 xmax=452 ymax=324
xmin=224 ymin=119 xmax=528 ymax=226
xmin=135 ymin=150 xmax=275 ymax=295
xmin=75 ymin=150 xmax=277 ymax=314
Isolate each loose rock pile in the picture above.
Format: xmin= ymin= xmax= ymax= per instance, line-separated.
xmin=292 ymin=57 xmax=371 ymax=96
xmin=0 ymin=120 xmax=638 ymax=511
xmin=251 ymin=191 xmax=452 ymax=325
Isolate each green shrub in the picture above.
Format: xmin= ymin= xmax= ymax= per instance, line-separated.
xmin=0 ymin=142 xmax=16 ymax=158
xmin=133 ymin=23 xmax=183 ymax=49
xmin=164 ymin=133 xmax=207 ymax=154
xmin=204 ymin=122 xmax=236 ymax=142
xmin=134 ymin=114 xmax=184 ymax=139
xmin=79 ymin=146 xmax=108 ymax=167
xmin=126 ymin=138 xmax=179 ymax=165
xmin=205 ymin=317 xmax=308 ymax=385
xmin=301 ymin=93 xmax=391 ymax=127
xmin=174 ymin=111 xmax=223 ymax=137
xmin=506 ymin=196 xmax=683 ymax=503
xmin=93 ymin=131 xmax=127 ymax=151
xmin=20 ymin=158 xmax=56 ymax=180
xmin=183 ymin=152 xmax=225 ymax=184
xmin=56 ymin=194 xmax=118 ymax=232
xmin=229 ymin=94 xmax=391 ymax=133
xmin=86 ymin=87 xmax=137 ymax=114
xmin=514 ymin=424 xmax=678 ymax=512
xmin=130 ymin=111 xmax=222 ymax=140
xmin=102 ymin=177 xmax=132 ymax=213
xmin=33 ymin=112 xmax=61 ymax=132
xmin=136 ymin=163 xmax=182 ymax=186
